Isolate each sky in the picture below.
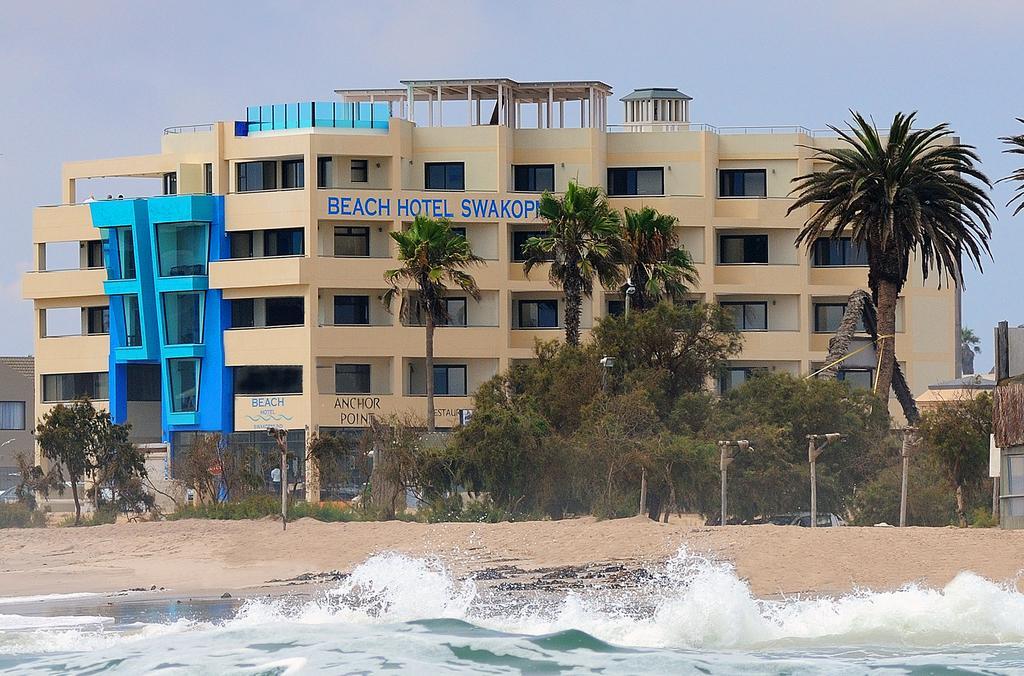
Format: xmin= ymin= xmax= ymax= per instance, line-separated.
xmin=1 ymin=0 xmax=1022 ymax=370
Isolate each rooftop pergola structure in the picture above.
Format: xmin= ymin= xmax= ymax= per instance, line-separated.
xmin=335 ymin=78 xmax=613 ymax=129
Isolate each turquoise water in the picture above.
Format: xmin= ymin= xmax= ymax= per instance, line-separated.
xmin=2 ymin=550 xmax=1024 ymax=674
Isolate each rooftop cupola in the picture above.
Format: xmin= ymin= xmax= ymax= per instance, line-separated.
xmin=621 ymin=87 xmax=692 ymax=129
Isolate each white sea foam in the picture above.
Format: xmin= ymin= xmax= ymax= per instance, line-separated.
xmin=4 ymin=548 xmax=1024 ymax=658
xmin=0 ymin=592 xmax=103 ymax=606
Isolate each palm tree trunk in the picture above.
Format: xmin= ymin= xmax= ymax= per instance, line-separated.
xmin=564 ymin=286 xmax=582 ymax=346
xmin=874 ymin=279 xmax=899 ymax=401
xmin=955 ymin=483 xmax=967 ymax=527
xmin=425 ymin=313 xmax=436 ymax=432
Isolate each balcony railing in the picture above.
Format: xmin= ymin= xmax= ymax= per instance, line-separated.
xmin=241 ymin=102 xmax=390 ymax=135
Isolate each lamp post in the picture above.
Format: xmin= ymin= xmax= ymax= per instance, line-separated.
xmin=899 ymin=427 xmax=918 ymax=527
xmin=624 ymin=279 xmax=636 ymax=320
xmin=718 ymin=440 xmax=750 ymax=525
xmin=267 ymin=427 xmax=289 ymax=531
xmin=807 ymin=433 xmax=844 ymax=527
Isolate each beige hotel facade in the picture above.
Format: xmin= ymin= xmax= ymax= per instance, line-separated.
xmin=23 ymin=77 xmax=960 ymax=473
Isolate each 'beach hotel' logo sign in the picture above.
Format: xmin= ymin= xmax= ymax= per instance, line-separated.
xmin=327 ymin=195 xmax=541 ymax=220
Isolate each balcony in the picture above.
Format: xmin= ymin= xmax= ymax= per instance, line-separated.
xmin=23 ymin=268 xmax=106 ymax=300
xmin=317 ymin=324 xmax=505 ymax=358
xmin=33 ymin=204 xmax=96 ymax=243
xmin=713 ymin=264 xmax=802 ymax=289
xmin=735 ymin=331 xmax=805 ymax=360
xmin=224 ymin=188 xmax=308 ymax=231
xmin=224 ymin=326 xmax=308 ymax=366
xmin=209 ymin=256 xmax=310 ymax=289
xmin=35 ymin=334 xmax=109 ymax=372
xmin=808 ymin=266 xmax=869 ymax=289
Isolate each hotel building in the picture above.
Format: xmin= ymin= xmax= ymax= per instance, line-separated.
xmin=23 ymin=77 xmax=960 ymax=487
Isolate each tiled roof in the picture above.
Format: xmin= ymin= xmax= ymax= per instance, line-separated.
xmin=0 ymin=357 xmax=34 ymax=380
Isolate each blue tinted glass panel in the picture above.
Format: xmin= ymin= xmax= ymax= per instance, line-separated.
xmin=156 ymin=222 xmax=209 ymax=277
xmin=260 ymin=105 xmax=273 ymax=132
xmin=314 ymin=101 xmax=333 ymax=127
xmin=246 ymin=106 xmax=260 ymax=124
xmin=285 ymin=103 xmax=299 ymax=129
xmin=272 ymin=104 xmax=286 ymax=130
xmin=164 ymin=291 xmax=204 ymax=345
xmin=122 ymin=294 xmax=142 ymax=347
xmin=169 ymin=358 xmax=199 ymax=412
xmin=299 ymin=102 xmax=313 ymax=127
xmin=115 ymin=228 xmax=136 ymax=280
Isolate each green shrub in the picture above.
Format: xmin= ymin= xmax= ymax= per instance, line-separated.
xmin=167 ymin=494 xmax=280 ymax=520
xmin=0 ymin=503 xmax=46 ymax=528
xmin=58 ymin=505 xmax=118 ymax=527
xmin=970 ymin=506 xmax=999 ymax=528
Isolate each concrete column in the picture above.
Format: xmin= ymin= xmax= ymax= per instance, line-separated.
xmin=588 ymin=87 xmax=594 ymax=128
xmin=428 ymin=92 xmax=434 ymax=127
xmin=497 ymin=84 xmax=503 ymax=126
xmin=407 ymin=84 xmax=415 ymax=123
xmin=467 ymin=84 xmax=473 ymax=125
xmin=548 ymin=88 xmax=553 ymax=128
xmin=437 ymin=85 xmax=443 ymax=126
xmin=559 ymin=99 xmax=564 ymax=128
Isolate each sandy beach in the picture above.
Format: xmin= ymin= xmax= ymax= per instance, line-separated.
xmin=2 ymin=517 xmax=1023 ymax=601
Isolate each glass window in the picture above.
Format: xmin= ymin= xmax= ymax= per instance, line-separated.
xmin=168 ymin=358 xmax=199 ymax=413
xmin=162 ymin=172 xmax=177 ymax=196
xmin=519 ymin=299 xmax=559 ymax=328
xmin=234 ymin=366 xmax=302 ymax=395
xmin=433 ymin=365 xmax=467 ymax=396
xmin=837 ymin=369 xmax=874 ymax=390
xmin=265 ymin=297 xmax=304 ymax=327
xmin=334 ymin=227 xmax=370 ymax=256
xmin=512 ymin=231 xmax=548 ymax=262
xmin=812 ymin=237 xmax=869 ymax=266
xmin=335 ymin=364 xmax=371 ymax=394
xmin=607 ymin=168 xmax=664 ymax=196
xmin=86 ymin=306 xmax=109 ymax=335
xmin=42 ymin=372 xmax=109 ymax=402
xmin=281 ymin=159 xmax=304 ymax=189
xmin=115 ymin=228 xmax=136 ymax=280
xmin=719 ymin=367 xmax=766 ymax=394
xmin=231 ymin=299 xmax=255 ymax=328
xmin=513 ymin=165 xmax=555 ymax=192
xmin=317 ymin=157 xmax=333 ymax=188
xmin=126 ymin=364 xmax=161 ymax=401
xmin=204 ymin=163 xmax=213 ymax=194
xmin=607 ymin=299 xmax=625 ymax=317
xmin=263 ymin=228 xmax=304 ymax=257
xmin=721 ymin=302 xmax=768 ymax=331
xmin=442 ymin=298 xmax=467 ymax=327
xmin=163 ymin=291 xmax=204 ymax=344
xmin=156 ymin=222 xmax=209 ymax=277
xmin=85 ymin=240 xmax=104 ymax=269
xmin=425 ymin=162 xmax=465 ymax=190
xmin=1007 ymin=455 xmax=1024 ymax=496
xmin=229 ymin=232 xmax=254 ymax=259
xmin=719 ymin=169 xmax=767 ymax=197
xmin=0 ymin=402 xmax=26 ymax=430
xmin=450 ymin=227 xmax=467 ymax=240
xmin=813 ymin=303 xmax=865 ymax=333
xmin=719 ymin=235 xmax=768 ymax=264
xmin=351 ymin=159 xmax=368 ymax=183
xmin=122 ymin=294 xmax=142 ymax=347
xmin=237 ymin=160 xmax=277 ymax=192
xmin=334 ymin=295 xmax=369 ymax=325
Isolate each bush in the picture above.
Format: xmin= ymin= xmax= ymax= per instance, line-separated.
xmin=58 ymin=505 xmax=118 ymax=527
xmin=970 ymin=506 xmax=999 ymax=528
xmin=0 ymin=503 xmax=46 ymax=528
xmin=166 ymin=495 xmax=372 ymax=523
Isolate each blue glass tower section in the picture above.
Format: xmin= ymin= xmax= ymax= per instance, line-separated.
xmin=89 ymin=196 xmax=232 ymax=444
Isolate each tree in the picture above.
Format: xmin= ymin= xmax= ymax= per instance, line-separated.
xmin=523 ymin=181 xmax=623 ymax=346
xmin=789 ymin=112 xmax=994 ymax=401
xmin=619 ymin=206 xmax=699 ymax=311
xmin=90 ymin=420 xmax=150 ymax=515
xmin=961 ymin=327 xmax=982 ymax=375
xmin=1000 ymin=118 xmax=1024 ymax=215
xmin=918 ymin=392 xmax=993 ymax=527
xmin=384 ymin=216 xmax=482 ymax=432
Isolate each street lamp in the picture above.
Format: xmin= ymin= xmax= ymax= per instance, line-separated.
xmin=267 ymin=427 xmax=289 ymax=531
xmin=806 ymin=433 xmax=845 ymax=527
xmin=718 ymin=439 xmax=750 ymax=525
xmin=624 ymin=279 xmax=636 ymax=320
xmin=599 ymin=356 xmax=615 ymax=392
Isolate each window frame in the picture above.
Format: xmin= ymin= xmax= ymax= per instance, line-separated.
xmin=0 ymin=401 xmax=26 ymax=430
xmin=155 ymin=221 xmax=210 ymax=277
xmin=837 ymin=368 xmax=874 ymax=390
xmin=718 ymin=169 xmax=767 ymax=198
xmin=333 ymin=295 xmax=370 ymax=326
xmin=607 ymin=167 xmax=665 ymax=196
xmin=162 ymin=290 xmax=205 ymax=345
xmin=335 ymin=363 xmax=372 ymax=394
xmin=263 ymin=296 xmax=305 ymax=327
xmin=812 ymin=302 xmax=866 ymax=334
xmin=236 ymin=160 xmax=278 ymax=192
xmin=718 ymin=234 xmax=769 ymax=265
xmin=424 ymin=162 xmax=466 ymax=191
xmin=41 ymin=372 xmax=109 ymax=403
xmin=719 ymin=366 xmax=767 ymax=394
xmin=230 ymin=298 xmax=256 ymax=329
xmin=233 ymin=365 xmax=303 ymax=396
xmin=333 ymin=226 xmax=370 ymax=257
xmin=262 ymin=228 xmax=304 ymax=257
xmin=518 ymin=299 xmax=559 ymax=329
xmin=168 ymin=358 xmax=200 ymax=413
xmin=281 ymin=158 xmax=305 ymax=190
xmin=86 ymin=306 xmax=110 ymax=335
xmin=511 ymin=230 xmax=548 ymax=262
xmin=513 ymin=164 xmax=555 ymax=192
xmin=121 ymin=294 xmax=143 ymax=347
xmin=433 ymin=364 xmax=468 ymax=396
xmin=316 ymin=156 xmax=333 ymax=189
xmin=720 ymin=301 xmax=768 ymax=332
xmin=811 ymin=237 xmax=869 ymax=267
xmin=350 ymin=159 xmax=369 ymax=183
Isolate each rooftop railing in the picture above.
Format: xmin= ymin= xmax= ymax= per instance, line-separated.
xmin=240 ymin=102 xmax=390 ymax=135
xmin=163 ymin=123 xmax=214 ymax=135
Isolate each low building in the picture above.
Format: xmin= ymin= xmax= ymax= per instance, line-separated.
xmin=0 ymin=357 xmax=34 ymax=492
xmin=915 ymin=373 xmax=995 ymax=412
xmin=993 ymin=322 xmax=1024 ymax=528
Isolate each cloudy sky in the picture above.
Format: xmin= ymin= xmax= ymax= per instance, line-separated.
xmin=2 ymin=0 xmax=1022 ymax=369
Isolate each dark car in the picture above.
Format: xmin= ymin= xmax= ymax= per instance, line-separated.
xmin=767 ymin=512 xmax=846 ymax=527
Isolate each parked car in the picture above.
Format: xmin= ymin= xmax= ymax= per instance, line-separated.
xmin=0 ymin=486 xmax=20 ymax=504
xmin=767 ymin=512 xmax=846 ymax=527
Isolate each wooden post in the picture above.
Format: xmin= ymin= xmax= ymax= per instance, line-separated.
xmin=809 ymin=438 xmax=818 ymax=528
xmin=270 ymin=428 xmax=289 ymax=531
xmin=638 ymin=468 xmax=647 ymax=517
xmin=899 ymin=428 xmax=916 ymax=527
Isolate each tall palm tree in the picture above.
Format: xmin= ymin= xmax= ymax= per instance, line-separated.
xmin=960 ymin=327 xmax=982 ymax=375
xmin=1000 ymin=118 xmax=1024 ymax=215
xmin=384 ymin=216 xmax=482 ymax=431
xmin=789 ymin=111 xmax=994 ymax=401
xmin=523 ymin=181 xmax=623 ymax=345
xmin=620 ymin=206 xmax=699 ymax=311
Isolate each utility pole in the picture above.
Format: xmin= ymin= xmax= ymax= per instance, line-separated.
xmin=807 ymin=433 xmax=844 ymax=527
xmin=899 ymin=427 xmax=918 ymax=527
xmin=268 ymin=427 xmax=289 ymax=531
xmin=718 ymin=440 xmax=750 ymax=525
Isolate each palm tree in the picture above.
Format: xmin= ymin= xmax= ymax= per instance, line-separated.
xmin=384 ymin=216 xmax=482 ymax=432
xmin=961 ymin=327 xmax=982 ymax=375
xmin=789 ymin=111 xmax=994 ymax=401
xmin=523 ymin=181 xmax=623 ymax=345
xmin=1000 ymin=118 xmax=1024 ymax=215
xmin=620 ymin=206 xmax=699 ymax=311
